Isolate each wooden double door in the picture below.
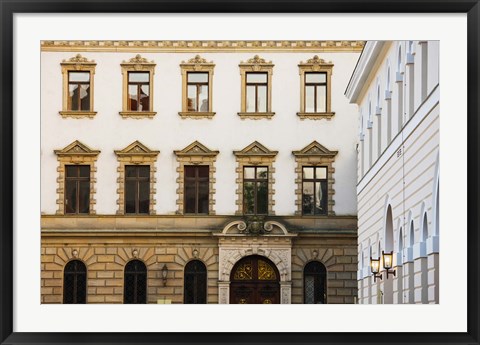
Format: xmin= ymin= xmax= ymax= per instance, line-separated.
xmin=230 ymin=255 xmax=280 ymax=304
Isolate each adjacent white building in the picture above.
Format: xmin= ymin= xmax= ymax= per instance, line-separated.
xmin=346 ymin=41 xmax=439 ymax=304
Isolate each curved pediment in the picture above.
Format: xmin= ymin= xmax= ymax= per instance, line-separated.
xmin=221 ymin=219 xmax=291 ymax=236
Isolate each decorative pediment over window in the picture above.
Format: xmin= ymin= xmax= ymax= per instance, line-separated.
xmin=121 ymin=54 xmax=156 ymax=69
xmin=180 ymin=55 xmax=215 ymax=70
xmin=221 ymin=219 xmax=294 ymax=237
xmin=292 ymin=141 xmax=338 ymax=158
xmin=174 ymin=141 xmax=219 ymax=157
xmin=298 ymin=55 xmax=334 ymax=70
xmin=114 ymin=141 xmax=160 ymax=158
xmin=54 ymin=140 xmax=100 ymax=157
xmin=239 ymin=55 xmax=274 ymax=71
xmin=233 ymin=141 xmax=278 ymax=158
xmin=61 ymin=54 xmax=96 ymax=69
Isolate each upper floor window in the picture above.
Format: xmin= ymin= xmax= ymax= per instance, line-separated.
xmin=127 ymin=72 xmax=150 ymax=111
xmin=115 ymin=141 xmax=159 ymax=215
xmin=60 ymin=54 xmax=97 ymax=118
xmin=125 ymin=165 xmax=150 ymax=215
xmin=293 ymin=141 xmax=338 ymax=216
xmin=65 ymin=165 xmax=90 ymax=214
xmin=184 ymin=260 xmax=207 ymax=304
xmin=54 ymin=141 xmax=100 ymax=215
xmin=246 ymin=72 xmax=268 ymax=113
xmin=304 ymin=72 xmax=327 ymax=113
xmin=184 ymin=165 xmax=209 ymax=215
xmin=297 ymin=55 xmax=334 ymax=120
xmin=302 ymin=166 xmax=328 ymax=215
xmin=238 ymin=56 xmax=275 ymax=119
xmin=243 ymin=166 xmax=268 ymax=215
xmin=120 ymin=55 xmax=156 ymax=118
xmin=63 ymin=260 xmax=87 ymax=304
xmin=179 ymin=55 xmax=215 ymax=119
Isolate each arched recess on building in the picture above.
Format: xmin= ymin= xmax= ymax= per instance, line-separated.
xmin=215 ymin=220 xmax=297 ymax=304
xmin=383 ymin=203 xmax=394 ymax=304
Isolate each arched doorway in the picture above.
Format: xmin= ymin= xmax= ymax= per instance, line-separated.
xmin=230 ymin=255 xmax=280 ymax=304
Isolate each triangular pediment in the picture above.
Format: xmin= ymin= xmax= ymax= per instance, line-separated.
xmin=174 ymin=141 xmax=219 ymax=156
xmin=54 ymin=140 xmax=100 ymax=156
xmin=292 ymin=141 xmax=338 ymax=157
xmin=115 ymin=141 xmax=159 ymax=156
xmin=234 ymin=141 xmax=278 ymax=157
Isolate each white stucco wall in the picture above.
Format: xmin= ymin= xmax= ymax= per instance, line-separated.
xmin=41 ymin=50 xmax=360 ymax=216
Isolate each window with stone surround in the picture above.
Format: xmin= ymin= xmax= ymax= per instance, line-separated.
xmin=54 ymin=141 xmax=100 ymax=215
xmin=60 ymin=54 xmax=97 ymax=118
xmin=238 ymin=56 xmax=275 ymax=120
xmin=63 ymin=260 xmax=87 ymax=304
xmin=297 ymin=55 xmax=334 ymax=120
xmin=120 ymin=55 xmax=156 ymax=118
xmin=174 ymin=141 xmax=218 ymax=215
xmin=179 ymin=55 xmax=215 ymax=119
xmin=233 ymin=141 xmax=278 ymax=215
xmin=304 ymin=261 xmax=327 ymax=304
xmin=114 ymin=141 xmax=159 ymax=215
xmin=292 ymin=141 xmax=338 ymax=216
xmin=184 ymin=260 xmax=207 ymax=304
xmin=124 ymin=260 xmax=147 ymax=304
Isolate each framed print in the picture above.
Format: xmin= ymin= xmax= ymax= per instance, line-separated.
xmin=1 ymin=1 xmax=479 ymax=345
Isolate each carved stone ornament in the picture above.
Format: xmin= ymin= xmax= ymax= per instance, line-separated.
xmin=183 ymin=55 xmax=211 ymax=64
xmin=124 ymin=54 xmax=153 ymax=64
xmin=62 ymin=53 xmax=94 ymax=64
xmin=304 ymin=55 xmax=332 ymax=65
xmin=237 ymin=216 xmax=274 ymax=235
xmin=233 ymin=141 xmax=278 ymax=158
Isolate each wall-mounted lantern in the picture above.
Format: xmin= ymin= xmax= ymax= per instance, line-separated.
xmin=161 ymin=264 xmax=168 ymax=286
xmin=382 ymin=251 xmax=396 ymax=278
xmin=370 ymin=256 xmax=382 ymax=282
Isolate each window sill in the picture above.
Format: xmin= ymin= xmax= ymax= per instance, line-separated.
xmin=119 ymin=111 xmax=157 ymax=119
xmin=237 ymin=112 xmax=275 ymax=120
xmin=297 ymin=112 xmax=335 ymax=120
xmin=59 ymin=111 xmax=97 ymax=119
xmin=178 ymin=111 xmax=216 ymax=119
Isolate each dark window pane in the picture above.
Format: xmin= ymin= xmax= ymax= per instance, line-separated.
xmin=128 ymin=85 xmax=138 ymax=111
xmin=198 ymin=166 xmax=209 ymax=178
xmin=244 ymin=167 xmax=255 ymax=179
xmin=128 ymin=72 xmax=149 ymax=82
xmin=302 ymin=181 xmax=314 ymax=215
xmin=138 ymin=166 xmax=150 ymax=178
xmin=198 ymin=181 xmax=209 ymax=214
xmin=188 ymin=72 xmax=208 ymax=83
xmin=78 ymin=181 xmax=90 ymax=214
xmin=66 ymin=165 xmax=77 ymax=178
xmin=243 ymin=181 xmax=255 ymax=214
xmin=125 ymin=166 xmax=136 ymax=178
xmin=257 ymin=181 xmax=268 ymax=214
xmin=246 ymin=73 xmax=267 ymax=83
xmin=317 ymin=85 xmax=327 ymax=113
xmin=124 ymin=260 xmax=147 ymax=304
xmin=305 ymin=73 xmax=326 ymax=83
xmin=305 ymin=85 xmax=315 ymax=112
xmin=246 ymin=85 xmax=255 ymax=112
xmin=185 ymin=181 xmax=196 ymax=214
xmin=69 ymin=84 xmax=79 ymax=110
xmin=65 ymin=180 xmax=77 ymax=214
xmin=79 ymin=165 xmax=90 ymax=177
xmin=198 ymin=85 xmax=209 ymax=112
xmin=318 ymin=181 xmax=328 ymax=215
xmin=256 ymin=167 xmax=268 ymax=179
xmin=80 ymin=85 xmax=90 ymax=110
xmin=125 ymin=180 xmax=136 ymax=214
xmin=303 ymin=167 xmax=314 ymax=179
xmin=140 ymin=85 xmax=150 ymax=111
xmin=304 ymin=261 xmax=326 ymax=304
xmin=184 ymin=260 xmax=207 ymax=304
xmin=138 ymin=181 xmax=150 ymax=214
xmin=64 ymin=260 xmax=87 ymax=304
xmin=69 ymin=72 xmax=90 ymax=82
xmin=185 ymin=166 xmax=196 ymax=178
xmin=257 ymin=85 xmax=267 ymax=112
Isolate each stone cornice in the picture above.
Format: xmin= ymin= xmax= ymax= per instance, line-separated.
xmin=41 ymin=40 xmax=365 ymax=53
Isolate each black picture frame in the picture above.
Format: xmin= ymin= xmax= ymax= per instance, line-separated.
xmin=1 ymin=1 xmax=479 ymax=344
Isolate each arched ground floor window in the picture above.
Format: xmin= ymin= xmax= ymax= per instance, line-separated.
xmin=184 ymin=260 xmax=207 ymax=304
xmin=304 ymin=261 xmax=327 ymax=304
xmin=63 ymin=260 xmax=87 ymax=304
xmin=124 ymin=260 xmax=147 ymax=304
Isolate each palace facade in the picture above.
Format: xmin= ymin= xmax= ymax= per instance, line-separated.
xmin=40 ymin=40 xmax=362 ymax=304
